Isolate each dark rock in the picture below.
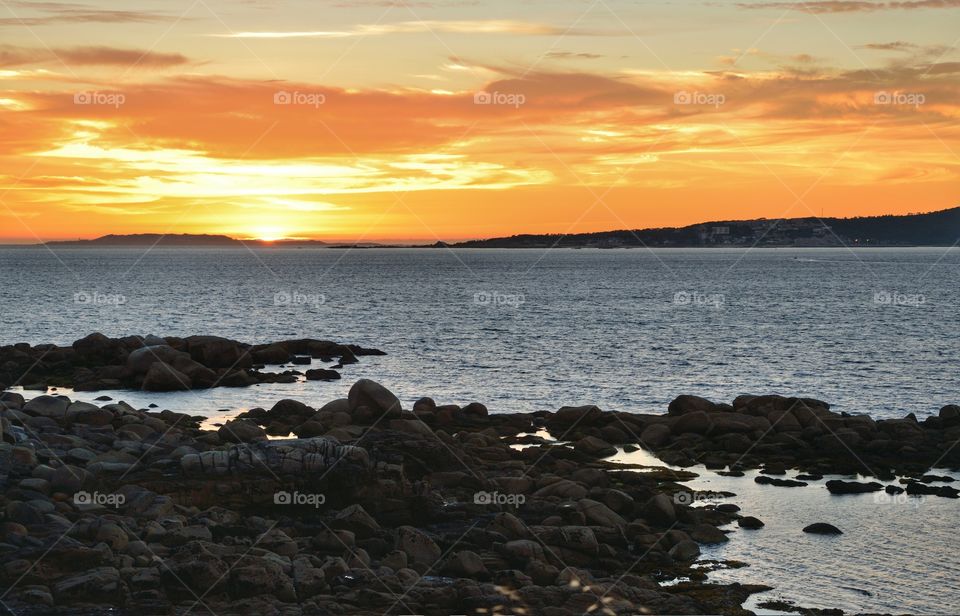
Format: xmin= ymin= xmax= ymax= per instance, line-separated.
xmin=668 ymin=395 xmax=718 ymax=416
xmin=826 ymin=480 xmax=883 ymax=495
xmin=305 ymin=369 xmax=341 ymax=381
xmin=803 ymin=523 xmax=843 ymax=535
xmin=738 ymin=516 xmax=764 ymax=529
xmin=142 ymin=362 xmax=191 ymax=392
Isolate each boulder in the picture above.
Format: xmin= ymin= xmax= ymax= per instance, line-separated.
xmin=127 ymin=345 xmax=190 ymax=375
xmin=668 ymin=395 xmax=717 ymax=415
xmin=673 ymin=411 xmax=712 ymax=435
xmin=218 ymin=419 xmax=267 ymax=443
xmin=643 ymin=493 xmax=676 ymax=526
xmin=825 ymin=480 xmax=883 ymax=495
xmin=574 ymin=436 xmax=617 ymax=458
xmin=668 ymin=540 xmax=701 ymax=561
xmin=348 ymin=379 xmax=403 ymax=418
xmin=443 ymin=550 xmax=488 ymax=578
xmin=640 ymin=423 xmax=672 ymax=447
xmin=141 ymin=362 xmax=192 ymax=392
xmin=23 ymin=395 xmax=70 ymax=419
xmin=305 ymin=369 xmax=341 ymax=381
xmin=803 ymin=523 xmax=842 ymax=535
xmin=738 ymin=516 xmax=764 ymax=529
xmin=65 ymin=402 xmax=113 ymax=426
xmin=576 ymin=498 xmax=626 ymax=528
xmin=397 ymin=526 xmax=441 ymax=566
xmin=552 ymin=405 xmax=603 ymax=426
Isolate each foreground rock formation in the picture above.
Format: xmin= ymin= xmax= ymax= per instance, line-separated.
xmin=0 ymin=333 xmax=385 ymax=392
xmin=1 ymin=381 xmax=956 ymax=614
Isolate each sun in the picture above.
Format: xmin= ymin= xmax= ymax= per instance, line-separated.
xmin=252 ymin=226 xmax=287 ymax=242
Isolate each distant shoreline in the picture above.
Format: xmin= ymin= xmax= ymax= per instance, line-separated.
xmin=5 ymin=206 xmax=957 ymax=249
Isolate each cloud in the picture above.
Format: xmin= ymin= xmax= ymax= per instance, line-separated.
xmin=738 ymin=0 xmax=960 ymax=12
xmin=213 ymin=20 xmax=621 ymax=39
xmin=0 ymin=1 xmax=184 ymax=26
xmin=0 ymin=45 xmax=190 ymax=69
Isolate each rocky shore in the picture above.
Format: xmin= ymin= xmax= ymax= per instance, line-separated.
xmin=1 ymin=380 xmax=957 ymax=615
xmin=0 ymin=333 xmax=385 ymax=393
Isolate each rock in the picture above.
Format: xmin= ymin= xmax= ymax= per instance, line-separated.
xmin=443 ymin=550 xmax=487 ymax=577
xmin=643 ymin=493 xmax=676 ymax=526
xmin=640 ymin=423 xmax=672 ymax=447
xmin=668 ymin=539 xmax=701 ymax=561
xmin=940 ymin=405 xmax=960 ymax=420
xmin=504 ymin=539 xmax=545 ymax=562
xmin=755 ymin=476 xmax=808 ymax=487
xmin=142 ymin=362 xmax=192 ymax=392
xmin=574 ymin=436 xmax=617 ymax=458
xmin=533 ymin=479 xmax=588 ymax=500
xmin=826 ymin=480 xmax=883 ymax=495
xmin=127 ymin=345 xmax=190 ymax=375
xmin=673 ymin=411 xmax=712 ymax=435
xmin=397 ymin=526 xmax=441 ymax=566
xmin=66 ymin=402 xmax=113 ymax=426
xmin=184 ymin=335 xmax=252 ymax=369
xmin=305 ymin=369 xmax=341 ymax=381
xmin=23 ymin=395 xmax=70 ymax=419
xmin=803 ymin=523 xmax=843 ymax=535
xmin=576 ymin=498 xmax=626 ymax=528
xmin=348 ymin=379 xmax=403 ymax=418
xmin=54 ymin=567 xmax=121 ymax=602
xmin=738 ymin=516 xmax=764 ymax=529
xmin=687 ymin=524 xmax=728 ymax=544
xmin=461 ymin=402 xmax=488 ymax=418
xmin=668 ymin=395 xmax=717 ymax=415
xmin=334 ymin=504 xmax=380 ymax=537
xmin=552 ymin=405 xmax=603 ymax=426
xmin=218 ymin=419 xmax=267 ymax=443
xmin=94 ymin=522 xmax=129 ymax=551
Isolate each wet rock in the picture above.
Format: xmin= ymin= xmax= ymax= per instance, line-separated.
xmin=668 ymin=395 xmax=718 ymax=415
xmin=305 ymin=369 xmax=341 ymax=381
xmin=755 ymin=476 xmax=808 ymax=488
xmin=803 ymin=523 xmax=843 ymax=535
xmin=348 ymin=379 xmax=403 ymax=419
xmin=825 ymin=480 xmax=883 ymax=495
xmin=738 ymin=516 xmax=764 ymax=529
xmin=23 ymin=395 xmax=70 ymax=419
xmin=142 ymin=362 xmax=192 ymax=392
xmin=218 ymin=419 xmax=267 ymax=443
xmin=668 ymin=539 xmax=701 ymax=561
xmin=640 ymin=423 xmax=672 ymax=447
xmin=397 ymin=526 xmax=441 ymax=567
xmin=574 ymin=436 xmax=617 ymax=458
xmin=673 ymin=411 xmax=712 ymax=435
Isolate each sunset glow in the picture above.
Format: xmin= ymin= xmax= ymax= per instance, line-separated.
xmin=1 ymin=0 xmax=958 ymax=242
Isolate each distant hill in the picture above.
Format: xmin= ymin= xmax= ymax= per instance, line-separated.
xmin=443 ymin=207 xmax=960 ymax=248
xmin=45 ymin=234 xmax=328 ymax=247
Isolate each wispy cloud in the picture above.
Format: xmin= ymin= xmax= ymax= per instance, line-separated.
xmin=212 ymin=20 xmax=620 ymax=39
xmin=0 ymin=1 xmax=184 ymax=26
xmin=0 ymin=45 xmax=190 ymax=69
xmin=738 ymin=0 xmax=960 ymax=13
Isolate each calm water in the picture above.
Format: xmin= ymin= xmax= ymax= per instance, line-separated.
xmin=3 ymin=246 xmax=959 ymax=613
xmin=1 ymin=246 xmax=957 ymax=418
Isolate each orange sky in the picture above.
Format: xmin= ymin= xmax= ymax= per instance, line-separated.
xmin=1 ymin=0 xmax=958 ymax=242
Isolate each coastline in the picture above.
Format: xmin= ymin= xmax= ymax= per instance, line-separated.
xmin=2 ymin=368 xmax=957 ymax=614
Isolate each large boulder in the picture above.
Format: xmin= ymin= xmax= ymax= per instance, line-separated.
xmin=218 ymin=419 xmax=267 ymax=443
xmin=397 ymin=526 xmax=441 ymax=566
xmin=72 ymin=333 xmax=125 ymax=362
xmin=183 ymin=336 xmax=252 ymax=370
xmin=673 ymin=411 xmax=712 ymax=435
xmin=23 ymin=395 xmax=70 ymax=419
xmin=803 ymin=522 xmax=842 ymax=535
xmin=640 ymin=423 xmax=672 ymax=447
xmin=825 ymin=480 xmax=883 ymax=495
xmin=141 ymin=362 xmax=192 ymax=391
xmin=127 ymin=345 xmax=191 ymax=375
xmin=668 ymin=395 xmax=717 ymax=416
xmin=348 ymin=379 xmax=403 ymax=419
xmin=574 ymin=436 xmax=617 ymax=458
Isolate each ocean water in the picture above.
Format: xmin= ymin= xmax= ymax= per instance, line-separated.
xmin=2 ymin=246 xmax=959 ymax=613
xmin=1 ymin=246 xmax=957 ymax=418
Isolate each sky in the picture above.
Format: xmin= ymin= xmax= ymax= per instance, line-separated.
xmin=0 ymin=0 xmax=958 ymax=242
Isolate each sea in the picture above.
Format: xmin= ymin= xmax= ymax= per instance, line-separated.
xmin=2 ymin=245 xmax=958 ymax=613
